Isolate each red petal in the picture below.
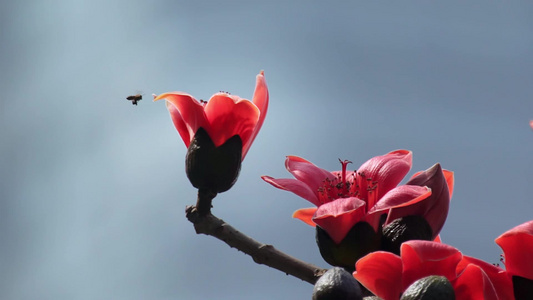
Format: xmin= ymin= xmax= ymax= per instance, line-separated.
xmin=458 ymin=256 xmax=514 ymax=300
xmin=313 ymin=197 xmax=367 ymax=244
xmin=154 ymin=92 xmax=208 ymax=147
xmin=353 ymin=251 xmax=404 ymax=300
xmin=365 ymin=185 xmax=431 ymax=231
xmin=242 ymin=71 xmax=269 ymax=158
xmin=285 ymin=156 xmax=336 ymax=193
xmin=495 ymin=220 xmax=533 ymax=280
xmin=453 ymin=264 xmax=498 ymax=300
xmin=356 ymin=150 xmax=412 ymax=209
xmin=292 ymin=207 xmax=317 ymax=227
xmin=261 ymin=176 xmax=320 ymax=206
xmin=400 ymin=241 xmax=462 ymax=290
xmin=443 ymin=170 xmax=454 ymax=198
xmin=204 ymin=94 xmax=260 ymax=151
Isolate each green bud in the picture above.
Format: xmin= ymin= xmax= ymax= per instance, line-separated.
xmin=401 ymin=275 xmax=455 ymax=300
xmin=312 ymin=267 xmax=362 ymax=300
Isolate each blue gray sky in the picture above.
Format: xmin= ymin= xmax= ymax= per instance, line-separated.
xmin=1 ymin=1 xmax=532 ymax=299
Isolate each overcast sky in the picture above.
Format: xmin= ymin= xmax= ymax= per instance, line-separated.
xmin=1 ymin=1 xmax=532 ymax=299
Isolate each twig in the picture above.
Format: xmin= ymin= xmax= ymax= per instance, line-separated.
xmin=185 ymin=205 xmax=327 ymax=284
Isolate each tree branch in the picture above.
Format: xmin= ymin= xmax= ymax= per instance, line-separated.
xmin=185 ymin=205 xmax=327 ymax=284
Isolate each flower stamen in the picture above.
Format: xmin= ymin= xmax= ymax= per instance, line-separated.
xmin=339 ymin=159 xmax=352 ymax=196
xmin=316 ymin=160 xmax=361 ymax=204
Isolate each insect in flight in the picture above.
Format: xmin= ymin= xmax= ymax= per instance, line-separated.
xmin=126 ymin=94 xmax=142 ymax=105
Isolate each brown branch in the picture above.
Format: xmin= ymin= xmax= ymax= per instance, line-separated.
xmin=185 ymin=205 xmax=327 ymax=284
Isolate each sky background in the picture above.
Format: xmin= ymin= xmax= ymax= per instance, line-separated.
xmin=1 ymin=1 xmax=532 ymax=299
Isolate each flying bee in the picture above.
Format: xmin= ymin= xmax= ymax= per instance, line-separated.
xmin=126 ymin=94 xmax=142 ymax=105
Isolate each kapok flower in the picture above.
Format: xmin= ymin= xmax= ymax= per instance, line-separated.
xmin=353 ymin=240 xmax=514 ymax=300
xmin=495 ymin=220 xmax=533 ymax=299
xmin=154 ymin=72 xmax=268 ymax=212
xmin=262 ymin=150 xmax=453 ymax=245
xmin=154 ymin=71 xmax=268 ymax=161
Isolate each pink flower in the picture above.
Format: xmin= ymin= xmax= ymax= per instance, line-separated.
xmin=353 ymin=240 xmax=514 ymax=300
xmin=495 ymin=220 xmax=533 ymax=281
xmin=154 ymin=71 xmax=268 ymax=160
xmin=262 ymin=150 xmax=453 ymax=244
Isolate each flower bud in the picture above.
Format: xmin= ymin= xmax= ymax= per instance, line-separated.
xmin=312 ymin=267 xmax=362 ymax=300
xmin=401 ymin=275 xmax=455 ymax=300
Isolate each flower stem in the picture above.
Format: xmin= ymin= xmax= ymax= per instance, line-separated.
xmin=195 ymin=189 xmax=217 ymax=216
xmin=185 ymin=206 xmax=327 ymax=284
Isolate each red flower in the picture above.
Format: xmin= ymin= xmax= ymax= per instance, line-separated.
xmin=353 ymin=240 xmax=514 ymax=300
xmin=495 ymin=220 xmax=533 ymax=281
xmin=154 ymin=71 xmax=269 ymax=160
xmin=262 ymin=150 xmax=453 ymax=244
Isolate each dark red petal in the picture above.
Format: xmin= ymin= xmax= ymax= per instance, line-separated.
xmin=204 ymin=93 xmax=259 ymax=150
xmin=292 ymin=208 xmax=317 ymax=227
xmin=357 ymin=150 xmax=412 ymax=209
xmin=495 ymin=220 xmax=533 ymax=280
xmin=400 ymin=241 xmax=462 ymax=290
xmin=410 ymin=168 xmax=454 ymax=198
xmin=402 ymin=164 xmax=451 ymax=239
xmin=453 ymin=264 xmax=499 ymax=300
xmin=313 ymin=197 xmax=366 ymax=244
xmin=261 ymin=176 xmax=320 ymax=206
xmin=353 ymin=251 xmax=404 ymax=300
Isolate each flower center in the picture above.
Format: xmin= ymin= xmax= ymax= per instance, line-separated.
xmin=317 ymin=159 xmax=358 ymax=204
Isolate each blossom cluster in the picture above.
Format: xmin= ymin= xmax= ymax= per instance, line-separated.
xmin=155 ymin=72 xmax=532 ymax=299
